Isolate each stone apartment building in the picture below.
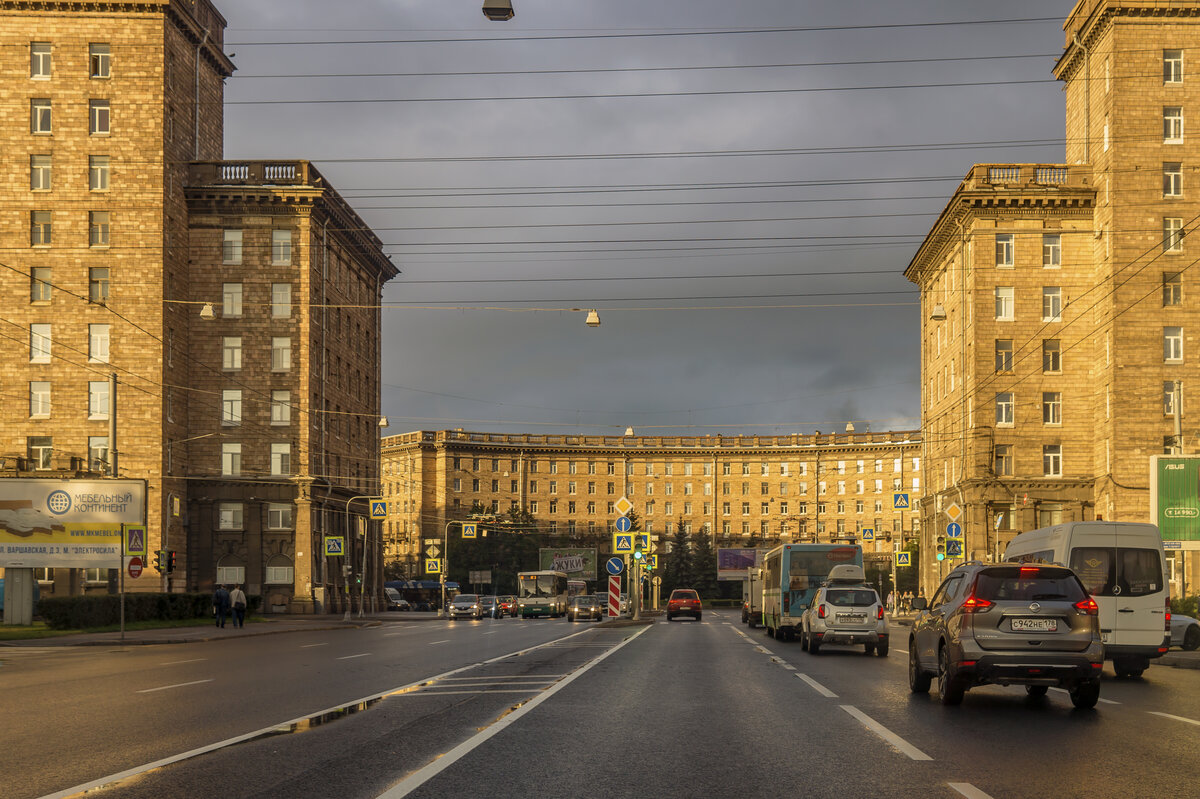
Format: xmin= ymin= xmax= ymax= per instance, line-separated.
xmin=380 ymin=429 xmax=922 ymax=580
xmin=907 ymin=0 xmax=1200 ymax=596
xmin=1 ymin=0 xmax=395 ymax=612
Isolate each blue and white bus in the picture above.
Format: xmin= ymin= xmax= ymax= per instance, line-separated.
xmin=517 ymin=570 xmax=568 ymax=618
xmin=762 ymin=543 xmax=863 ymax=641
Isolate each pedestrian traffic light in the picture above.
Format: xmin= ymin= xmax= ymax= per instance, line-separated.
xmin=936 ymin=536 xmax=947 ymax=561
xmin=167 ymin=550 xmax=176 ymax=573
xmin=633 ymin=541 xmax=644 ymax=560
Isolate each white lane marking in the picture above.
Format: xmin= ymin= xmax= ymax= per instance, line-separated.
xmin=378 ymin=625 xmax=652 ymax=799
xmin=337 ymin=654 xmax=371 ymax=661
xmin=1049 ymin=687 xmax=1119 ymax=705
xmin=136 ymin=679 xmax=214 ymax=694
xmin=756 ymin=646 xmax=774 ymax=655
xmin=949 ymin=783 xmax=994 ymax=799
xmin=160 ymin=658 xmax=206 ymax=666
xmin=483 ymin=630 xmax=499 ymax=635
xmin=429 ymin=640 xmax=450 ymax=645
xmin=840 ymin=705 xmax=932 ymax=761
xmin=383 ymin=632 xmax=408 ymax=637
xmin=795 ymin=673 xmax=838 ymax=698
xmin=407 ymin=689 xmax=548 ymax=696
xmin=893 ymin=646 xmax=908 ymax=654
xmin=1148 ymin=711 xmax=1200 ymax=726
xmin=300 ymin=643 xmax=328 ymax=649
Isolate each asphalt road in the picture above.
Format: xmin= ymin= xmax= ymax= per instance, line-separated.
xmin=4 ymin=611 xmax=1199 ymax=799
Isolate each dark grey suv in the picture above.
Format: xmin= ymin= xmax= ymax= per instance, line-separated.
xmin=909 ymin=562 xmax=1104 ymax=709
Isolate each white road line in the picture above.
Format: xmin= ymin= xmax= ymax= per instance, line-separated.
xmin=949 ymin=783 xmax=994 ymax=799
xmin=136 ymin=679 xmax=214 ymax=694
xmin=1049 ymin=687 xmax=1119 ymax=705
xmin=429 ymin=640 xmax=450 ymax=645
xmin=337 ymin=654 xmax=371 ymax=661
xmin=160 ymin=658 xmax=206 ymax=665
xmin=756 ymin=646 xmax=774 ymax=655
xmin=840 ymin=705 xmax=932 ymax=761
xmin=300 ymin=643 xmax=328 ymax=649
xmin=1148 ymin=711 xmax=1200 ymax=726
xmin=378 ymin=625 xmax=652 ymax=799
xmin=383 ymin=632 xmax=408 ymax=637
xmin=408 ymin=689 xmax=548 ymax=696
xmin=795 ymin=673 xmax=838 ymax=698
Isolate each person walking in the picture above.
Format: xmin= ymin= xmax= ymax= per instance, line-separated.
xmin=213 ymin=584 xmax=231 ymax=628
xmin=229 ymin=584 xmax=248 ymax=628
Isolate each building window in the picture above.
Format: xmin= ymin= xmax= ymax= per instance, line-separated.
xmin=1164 ymin=49 xmax=1183 ymax=84
xmin=994 ymin=286 xmax=1014 ymax=320
xmin=223 ymin=230 xmax=243 ymax=264
xmin=28 ymin=437 xmax=53 ymax=470
xmin=995 ymin=233 xmax=1014 ymax=267
xmin=89 ymin=43 xmax=111 ymax=78
xmin=995 ymin=339 xmax=1013 ymax=372
xmin=221 ymin=443 xmax=241 ymax=476
xmin=31 ymin=42 xmax=51 ymax=78
xmin=89 ymin=268 xmax=110 ymax=303
xmin=1042 ymin=392 xmax=1062 ymax=425
xmin=222 ymin=283 xmax=242 ymax=317
xmin=89 ymin=100 xmax=110 ymax=135
xmin=31 ymin=99 xmax=51 ymax=133
xmin=88 ymin=324 xmax=109 ymax=363
xmin=88 ymin=381 xmax=110 ymax=420
xmin=1165 ymin=107 xmax=1184 ymax=143
xmin=271 ymin=283 xmax=291 ymax=317
xmin=1043 ymin=444 xmax=1063 ymax=477
xmin=29 ymin=381 xmax=51 ymax=418
xmin=1043 ymin=339 xmax=1061 ymax=373
xmin=89 ymin=155 xmax=110 ymax=191
xmin=272 ymin=230 xmax=292 ymax=264
xmin=267 ymin=503 xmax=294 ymax=530
xmin=1164 ymin=381 xmax=1182 ymax=416
xmin=1165 ymin=162 xmax=1183 ymax=197
xmin=271 ymin=337 xmax=291 ymax=371
xmin=30 ymin=155 xmax=51 ymax=190
xmin=222 ymin=337 xmax=242 ymax=370
xmin=271 ymin=443 xmax=291 ymax=475
xmin=1164 ymin=217 xmax=1184 ymax=252
xmin=218 ymin=502 xmax=243 ymax=530
xmin=89 ymin=436 xmax=109 ymax=472
xmin=31 ymin=211 xmax=51 ymax=246
xmin=30 ymin=324 xmax=51 ymax=363
xmin=271 ymin=390 xmax=291 ymax=425
xmin=30 ymin=268 xmax=51 ymax=303
xmin=89 ymin=211 xmax=110 ymax=247
xmin=1165 ymin=326 xmax=1184 ymax=362
xmin=995 ymin=392 xmax=1014 ymax=426
xmin=1164 ymin=272 xmax=1182 ymax=306
xmin=1042 ymin=233 xmax=1061 ymax=268
xmin=222 ymin=389 xmax=242 ymax=426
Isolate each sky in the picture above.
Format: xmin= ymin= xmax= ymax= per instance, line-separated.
xmin=219 ymin=0 xmax=1079 ymax=437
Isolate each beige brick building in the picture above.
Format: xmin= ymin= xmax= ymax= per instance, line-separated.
xmin=907 ymin=0 xmax=1200 ymax=596
xmin=1 ymin=1 xmax=395 ymax=613
xmin=381 ymin=429 xmax=922 ymax=580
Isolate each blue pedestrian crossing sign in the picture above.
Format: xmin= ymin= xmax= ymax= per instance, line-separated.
xmin=946 ymin=540 xmax=964 ymax=558
xmin=896 ymin=552 xmax=912 ymax=566
xmin=635 ymin=534 xmax=650 ymax=551
xmin=462 ymin=522 xmax=478 ymax=539
xmin=615 ymin=515 xmax=632 ymax=533
xmin=426 ymin=558 xmax=442 ymax=574
xmin=123 ymin=525 xmax=146 ymax=556
xmin=613 ymin=534 xmax=633 ymax=553
xmin=862 ymin=528 xmax=875 ymax=541
xmin=324 ymin=536 xmax=345 ymax=556
xmin=370 ymin=499 xmax=388 ymax=519
xmin=893 ymin=492 xmax=910 ymax=510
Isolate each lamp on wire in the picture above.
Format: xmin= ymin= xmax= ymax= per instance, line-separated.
xmin=482 ymin=0 xmax=514 ymax=20
xmin=585 ymin=309 xmax=600 ymax=327
xmin=199 ymin=302 xmax=215 ymax=320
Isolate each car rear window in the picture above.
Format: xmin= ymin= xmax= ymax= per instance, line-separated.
xmin=973 ymin=567 xmax=1086 ymax=602
xmin=825 ymin=589 xmax=877 ymax=607
xmin=671 ymin=590 xmax=698 ymax=600
xmin=1069 ymin=547 xmax=1163 ymax=597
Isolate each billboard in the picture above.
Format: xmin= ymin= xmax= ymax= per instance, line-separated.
xmin=538 ymin=547 xmax=597 ymax=581
xmin=0 ymin=479 xmax=146 ymax=568
xmin=717 ymin=547 xmax=768 ymax=581
xmin=1150 ymin=455 xmax=1200 ymax=547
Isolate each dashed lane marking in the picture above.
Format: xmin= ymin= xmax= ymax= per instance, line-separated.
xmin=948 ymin=783 xmax=994 ymax=799
xmin=136 ymin=679 xmax=213 ymax=694
xmin=841 ymin=705 xmax=932 ymax=761
xmin=795 ymin=672 xmax=838 ymax=698
xmin=1148 ymin=711 xmax=1200 ymax=727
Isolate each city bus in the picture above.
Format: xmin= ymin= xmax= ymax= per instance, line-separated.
xmin=762 ymin=543 xmax=863 ymax=641
xmin=517 ymin=570 xmax=569 ymax=618
xmin=567 ymin=579 xmax=588 ymax=599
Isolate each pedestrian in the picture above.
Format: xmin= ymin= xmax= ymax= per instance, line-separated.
xmin=213 ymin=584 xmax=231 ymax=628
xmin=886 ymin=591 xmax=895 ymax=613
xmin=230 ymin=584 xmax=247 ymax=628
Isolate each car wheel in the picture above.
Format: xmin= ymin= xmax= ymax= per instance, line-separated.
xmin=1069 ymin=679 xmax=1100 ymax=710
xmin=696 ymin=613 xmax=702 ymax=622
xmin=937 ymin=644 xmax=965 ymax=706
xmin=1026 ymin=685 xmax=1049 ymax=698
xmin=1113 ymin=656 xmax=1147 ymax=679
xmin=876 ymin=640 xmax=889 ymax=658
xmin=864 ymin=642 xmax=876 ymax=656
xmin=1183 ymin=624 xmax=1200 ymax=651
xmin=800 ymin=627 xmax=809 ymax=651
xmin=808 ymin=634 xmax=821 ymax=655
xmin=908 ymin=644 xmax=931 ymax=694
xmin=766 ymin=625 xmax=775 ymax=638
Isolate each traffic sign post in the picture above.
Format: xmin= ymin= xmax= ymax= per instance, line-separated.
xmin=615 ymin=515 xmax=632 ymax=533
xmin=128 ymin=556 xmax=143 ymax=579
xmin=946 ymin=522 xmax=962 ymax=538
xmin=897 ymin=552 xmax=911 ymax=566
xmin=613 ymin=533 xmax=633 ymax=553
xmin=369 ymin=499 xmax=388 ymax=520
xmin=605 ymin=557 xmax=624 ymax=576
xmin=462 ymin=522 xmax=478 ymax=539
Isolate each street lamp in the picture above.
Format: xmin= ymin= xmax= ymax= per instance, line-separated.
xmin=482 ymin=0 xmax=514 ymax=21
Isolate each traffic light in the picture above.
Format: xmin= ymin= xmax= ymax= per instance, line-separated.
xmin=935 ymin=536 xmax=947 ymax=561
xmin=153 ymin=550 xmax=164 ymax=571
xmin=633 ymin=541 xmax=644 ymax=560
xmin=167 ymin=550 xmax=176 ymax=573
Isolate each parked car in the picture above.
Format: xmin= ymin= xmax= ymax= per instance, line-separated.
xmin=497 ymin=595 xmax=518 ymax=617
xmin=1171 ymin=613 xmax=1200 ymax=650
xmin=448 ymin=594 xmax=483 ymax=620
xmin=479 ymin=595 xmax=502 ymax=619
xmin=384 ymin=587 xmax=411 ymax=611
xmin=909 ymin=561 xmax=1104 ymax=709
xmin=666 ymin=589 xmax=702 ymax=621
xmin=620 ymin=594 xmax=629 ymax=613
xmin=800 ymin=566 xmax=888 ymax=657
xmin=567 ymin=595 xmax=602 ymax=622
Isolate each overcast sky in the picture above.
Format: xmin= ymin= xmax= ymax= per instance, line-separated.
xmin=219 ymin=0 xmax=1078 ymax=437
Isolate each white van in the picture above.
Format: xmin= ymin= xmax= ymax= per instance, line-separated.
xmin=1004 ymin=521 xmax=1169 ymax=677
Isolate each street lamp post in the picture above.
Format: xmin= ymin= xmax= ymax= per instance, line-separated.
xmin=439 ymin=519 xmax=460 ymax=618
xmin=343 ymin=495 xmax=379 ymax=619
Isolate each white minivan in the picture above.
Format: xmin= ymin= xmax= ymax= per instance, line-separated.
xmin=1004 ymin=521 xmax=1169 ymax=678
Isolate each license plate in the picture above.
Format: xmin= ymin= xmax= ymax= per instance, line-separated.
xmin=1011 ymin=618 xmax=1057 ymax=632
xmin=837 ymin=613 xmax=866 ymax=623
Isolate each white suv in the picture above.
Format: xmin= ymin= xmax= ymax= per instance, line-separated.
xmin=800 ymin=566 xmax=889 ymax=657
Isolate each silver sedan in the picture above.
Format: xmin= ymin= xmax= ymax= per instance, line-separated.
xmin=1171 ymin=613 xmax=1200 ymax=651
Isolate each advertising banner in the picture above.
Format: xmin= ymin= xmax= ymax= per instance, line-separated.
xmin=1151 ymin=455 xmax=1200 ymax=545
xmin=0 ymin=479 xmax=146 ymax=568
xmin=538 ymin=547 xmax=597 ymax=580
xmin=717 ymin=547 xmax=768 ymax=581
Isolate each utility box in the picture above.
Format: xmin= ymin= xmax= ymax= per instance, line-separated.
xmin=2 ymin=568 xmax=36 ymax=626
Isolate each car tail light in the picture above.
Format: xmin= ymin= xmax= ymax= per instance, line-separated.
xmin=1166 ymin=597 xmax=1172 ymax=631
xmin=877 ymin=605 xmax=885 ymax=620
xmin=1073 ymin=597 xmax=1099 ymax=616
xmin=818 ymin=604 xmax=827 ymax=619
xmin=1018 ymin=566 xmax=1041 ymax=577
xmin=960 ymin=594 xmax=993 ymax=613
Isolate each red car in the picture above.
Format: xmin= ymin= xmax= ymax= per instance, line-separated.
xmin=666 ymin=588 xmax=702 ymax=622
xmin=497 ymin=595 xmax=517 ymax=617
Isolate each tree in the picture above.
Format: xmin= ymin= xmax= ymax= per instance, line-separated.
xmin=662 ymin=520 xmax=691 ymax=594
xmin=690 ymin=525 xmax=719 ymax=598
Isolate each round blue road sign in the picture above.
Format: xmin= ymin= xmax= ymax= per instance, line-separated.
xmin=606 ymin=557 xmax=624 ymax=575
xmin=615 ymin=515 xmax=632 ymax=532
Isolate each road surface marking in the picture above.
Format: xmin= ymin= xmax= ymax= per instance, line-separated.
xmin=383 ymin=632 xmax=408 ymax=637
xmin=1049 ymin=687 xmax=1119 ymax=705
xmin=378 ymin=625 xmax=652 ymax=799
xmin=756 ymin=646 xmax=774 ymax=655
xmin=136 ymin=679 xmax=213 ymax=694
xmin=795 ymin=673 xmax=837 ymax=698
xmin=300 ymin=643 xmax=328 ymax=648
xmin=769 ymin=656 xmax=795 ymax=671
xmin=1148 ymin=711 xmax=1200 ymax=726
xmin=160 ymin=658 xmax=206 ymax=665
xmin=840 ymin=705 xmax=932 ymax=761
xmin=337 ymin=653 xmax=371 ymax=661
xmin=429 ymin=640 xmax=450 ymax=645
xmin=949 ymin=783 xmax=994 ymax=799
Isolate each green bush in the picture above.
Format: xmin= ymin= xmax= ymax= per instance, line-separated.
xmin=1170 ymin=595 xmax=1198 ymax=618
xmin=36 ymin=593 xmax=259 ymax=630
